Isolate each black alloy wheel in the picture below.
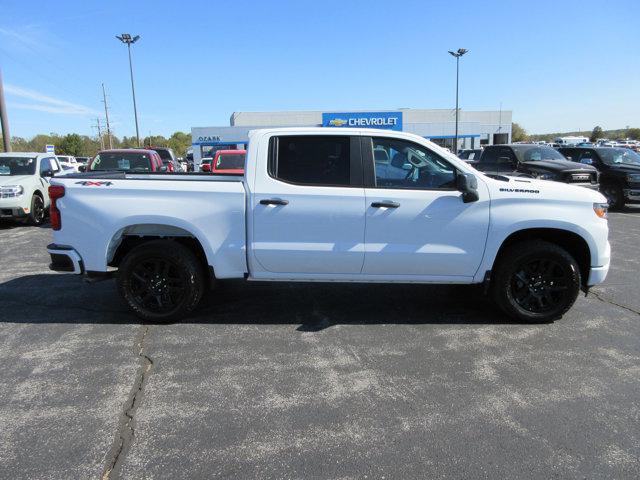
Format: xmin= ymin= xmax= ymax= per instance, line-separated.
xmin=491 ymin=240 xmax=581 ymax=323
xmin=510 ymin=258 xmax=570 ymax=314
xmin=128 ymin=257 xmax=187 ymax=313
xmin=117 ymin=240 xmax=205 ymax=322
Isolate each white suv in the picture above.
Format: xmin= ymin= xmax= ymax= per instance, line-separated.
xmin=0 ymin=152 xmax=62 ymax=225
xmin=56 ymin=155 xmax=80 ymax=174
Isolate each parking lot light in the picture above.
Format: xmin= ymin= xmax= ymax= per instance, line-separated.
xmin=448 ymin=48 xmax=468 ymax=154
xmin=116 ymin=33 xmax=141 ymax=147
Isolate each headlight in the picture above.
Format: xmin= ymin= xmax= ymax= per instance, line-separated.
xmin=627 ymin=174 xmax=640 ymax=182
xmin=593 ymin=203 xmax=608 ymax=219
xmin=537 ymin=172 xmax=556 ymax=180
xmin=0 ymin=185 xmax=24 ymax=198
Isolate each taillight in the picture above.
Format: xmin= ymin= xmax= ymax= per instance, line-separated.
xmin=49 ymin=185 xmax=65 ymax=231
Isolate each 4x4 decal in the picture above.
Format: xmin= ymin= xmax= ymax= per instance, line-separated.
xmin=75 ymin=181 xmax=114 ymax=187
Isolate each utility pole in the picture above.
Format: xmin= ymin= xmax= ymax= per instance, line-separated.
xmin=0 ymin=69 xmax=11 ymax=152
xmin=101 ymin=83 xmax=113 ymax=149
xmin=93 ymin=118 xmax=105 ymax=150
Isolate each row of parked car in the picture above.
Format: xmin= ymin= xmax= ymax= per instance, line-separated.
xmin=0 ymin=146 xmax=248 ymax=226
xmin=458 ymin=144 xmax=640 ymax=209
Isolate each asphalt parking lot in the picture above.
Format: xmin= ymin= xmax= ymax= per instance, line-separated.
xmin=1 ymin=209 xmax=639 ymax=479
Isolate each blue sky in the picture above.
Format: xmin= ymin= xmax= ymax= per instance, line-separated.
xmin=1 ymin=0 xmax=638 ymax=139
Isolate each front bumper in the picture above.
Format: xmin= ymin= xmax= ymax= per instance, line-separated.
xmin=623 ymin=188 xmax=640 ymax=202
xmin=47 ymin=243 xmax=84 ymax=274
xmin=572 ymin=182 xmax=600 ymax=191
xmin=0 ymin=206 xmax=28 ymax=219
xmin=587 ymin=240 xmax=611 ymax=286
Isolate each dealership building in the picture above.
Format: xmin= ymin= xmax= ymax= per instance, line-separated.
xmin=191 ymin=108 xmax=512 ymax=165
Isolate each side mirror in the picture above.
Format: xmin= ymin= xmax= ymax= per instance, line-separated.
xmin=78 ymin=165 xmax=86 ymax=172
xmin=457 ymin=172 xmax=479 ymax=203
xmin=201 ymin=164 xmax=211 ymax=172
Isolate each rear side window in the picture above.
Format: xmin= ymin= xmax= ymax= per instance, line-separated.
xmin=270 ymin=136 xmax=351 ymax=186
xmin=216 ymin=153 xmax=245 ymax=170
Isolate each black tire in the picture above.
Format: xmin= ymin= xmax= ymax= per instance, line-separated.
xmin=117 ymin=240 xmax=205 ymax=323
xmin=601 ymin=183 xmax=624 ymax=210
xmin=491 ymin=240 xmax=581 ymax=323
xmin=28 ymin=193 xmax=46 ymax=226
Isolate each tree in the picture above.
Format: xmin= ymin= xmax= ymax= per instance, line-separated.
xmin=511 ymin=122 xmax=528 ymax=142
xmin=627 ymin=128 xmax=640 ymax=140
xmin=58 ymin=133 xmax=84 ymax=156
xmin=590 ymin=126 xmax=604 ymax=142
xmin=167 ymin=131 xmax=191 ymax=157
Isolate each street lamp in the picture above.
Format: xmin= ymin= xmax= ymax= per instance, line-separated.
xmin=116 ymin=33 xmax=141 ymax=147
xmin=448 ymin=48 xmax=468 ymax=154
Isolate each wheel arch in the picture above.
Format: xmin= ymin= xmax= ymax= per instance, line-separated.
xmin=492 ymin=228 xmax=591 ymax=287
xmin=107 ymin=224 xmax=211 ymax=275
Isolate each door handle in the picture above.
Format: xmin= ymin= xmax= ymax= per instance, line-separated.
xmin=371 ymin=201 xmax=400 ymax=208
xmin=260 ymin=198 xmax=289 ymax=206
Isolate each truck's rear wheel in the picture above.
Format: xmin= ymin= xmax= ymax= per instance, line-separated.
xmin=491 ymin=240 xmax=581 ymax=323
xmin=117 ymin=240 xmax=205 ymax=323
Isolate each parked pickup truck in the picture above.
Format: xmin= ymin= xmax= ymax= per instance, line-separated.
xmin=470 ymin=144 xmax=599 ymax=188
xmin=47 ymin=128 xmax=611 ymax=323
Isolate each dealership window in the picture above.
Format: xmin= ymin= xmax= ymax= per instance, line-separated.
xmin=371 ymin=137 xmax=456 ymax=190
xmin=271 ymin=136 xmax=351 ymax=186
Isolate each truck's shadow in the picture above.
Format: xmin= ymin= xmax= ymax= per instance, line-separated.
xmin=0 ymin=274 xmax=519 ymax=329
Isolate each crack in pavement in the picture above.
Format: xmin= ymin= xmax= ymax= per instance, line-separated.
xmin=590 ymin=289 xmax=640 ymax=317
xmin=101 ymin=324 xmax=154 ymax=480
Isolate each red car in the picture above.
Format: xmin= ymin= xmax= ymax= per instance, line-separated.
xmin=88 ymin=149 xmax=165 ymax=173
xmin=205 ymin=150 xmax=245 ymax=175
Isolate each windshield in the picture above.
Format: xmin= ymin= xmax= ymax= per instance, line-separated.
xmin=216 ymin=154 xmax=245 ymax=170
xmin=598 ymin=148 xmax=640 ymax=166
xmin=90 ymin=152 xmax=153 ymax=172
xmin=0 ymin=157 xmax=37 ymax=176
xmin=513 ymin=146 xmax=566 ymax=162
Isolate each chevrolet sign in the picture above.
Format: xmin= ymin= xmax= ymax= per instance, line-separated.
xmin=322 ymin=112 xmax=403 ymax=131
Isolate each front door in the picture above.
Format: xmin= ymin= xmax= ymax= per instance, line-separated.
xmin=251 ymin=134 xmax=366 ymax=275
xmin=362 ymin=136 xmax=490 ymax=279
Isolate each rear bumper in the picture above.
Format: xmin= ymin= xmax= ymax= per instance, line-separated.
xmin=47 ymin=243 xmax=84 ymax=274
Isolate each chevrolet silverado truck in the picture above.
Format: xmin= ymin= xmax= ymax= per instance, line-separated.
xmin=47 ymin=128 xmax=611 ymax=323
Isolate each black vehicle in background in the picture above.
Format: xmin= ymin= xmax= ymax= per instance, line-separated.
xmin=470 ymin=144 xmax=598 ymax=189
xmin=457 ymin=149 xmax=482 ymax=161
xmin=558 ymin=147 xmax=640 ymax=209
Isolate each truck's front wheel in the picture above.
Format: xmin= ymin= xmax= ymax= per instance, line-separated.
xmin=491 ymin=240 xmax=581 ymax=323
xmin=117 ymin=240 xmax=205 ymax=323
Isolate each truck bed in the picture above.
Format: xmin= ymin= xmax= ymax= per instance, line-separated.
xmin=50 ymin=172 xmax=248 ymax=278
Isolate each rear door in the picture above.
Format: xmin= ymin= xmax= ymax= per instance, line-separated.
xmin=361 ymin=136 xmax=490 ymax=279
xmin=250 ymin=134 xmax=366 ymax=275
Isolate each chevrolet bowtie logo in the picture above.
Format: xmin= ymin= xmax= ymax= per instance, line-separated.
xmin=328 ymin=118 xmax=347 ymax=127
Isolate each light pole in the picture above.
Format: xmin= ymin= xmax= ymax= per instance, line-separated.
xmin=448 ymin=48 xmax=468 ymax=154
xmin=116 ymin=33 xmax=141 ymax=147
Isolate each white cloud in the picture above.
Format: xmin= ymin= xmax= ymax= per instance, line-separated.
xmin=5 ymin=84 xmax=99 ymax=116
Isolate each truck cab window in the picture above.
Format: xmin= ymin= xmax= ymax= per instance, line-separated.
xmin=271 ymin=136 xmax=351 ymax=186
xmin=371 ymin=137 xmax=456 ymax=190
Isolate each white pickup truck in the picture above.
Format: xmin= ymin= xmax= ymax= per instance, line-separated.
xmin=47 ymin=128 xmax=611 ymax=323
